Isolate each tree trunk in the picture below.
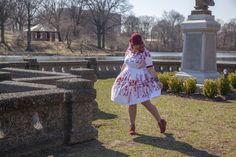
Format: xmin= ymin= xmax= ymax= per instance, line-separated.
xmin=19 ymin=21 xmax=23 ymax=32
xmin=0 ymin=23 xmax=5 ymax=44
xmin=57 ymin=31 xmax=62 ymax=42
xmin=102 ymin=31 xmax=105 ymax=49
xmin=97 ymin=34 xmax=101 ymax=49
xmin=97 ymin=28 xmax=102 ymax=49
xmin=26 ymin=6 xmax=33 ymax=52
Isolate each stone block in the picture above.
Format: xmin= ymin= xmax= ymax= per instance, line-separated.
xmin=70 ymin=68 xmax=97 ymax=82
xmin=0 ymin=72 xmax=12 ymax=81
xmin=56 ymin=78 xmax=94 ymax=90
xmin=0 ymin=62 xmax=9 ymax=69
xmin=56 ymin=78 xmax=98 ymax=144
xmin=69 ymin=125 xmax=98 ymax=143
xmin=0 ymin=90 xmax=67 ymax=153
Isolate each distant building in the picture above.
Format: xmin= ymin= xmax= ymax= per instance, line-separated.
xmin=24 ymin=24 xmax=59 ymax=42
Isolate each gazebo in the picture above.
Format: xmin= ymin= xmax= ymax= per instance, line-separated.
xmin=24 ymin=24 xmax=58 ymax=42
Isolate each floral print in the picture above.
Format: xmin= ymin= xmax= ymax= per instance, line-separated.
xmin=111 ymin=48 xmax=161 ymax=105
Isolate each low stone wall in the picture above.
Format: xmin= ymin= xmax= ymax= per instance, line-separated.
xmin=1 ymin=58 xmax=236 ymax=78
xmin=0 ymin=72 xmax=12 ymax=81
xmin=0 ymin=71 xmax=98 ymax=155
xmin=14 ymin=75 xmax=78 ymax=85
xmin=1 ymin=67 xmax=72 ymax=78
xmin=9 ymin=61 xmax=27 ymax=69
xmin=217 ymin=61 xmax=236 ymax=73
xmin=96 ymin=60 xmax=123 ymax=78
xmin=0 ymin=81 xmax=53 ymax=93
xmin=0 ymin=89 xmax=67 ymax=154
xmin=38 ymin=60 xmax=88 ymax=73
xmin=70 ymin=68 xmax=97 ymax=82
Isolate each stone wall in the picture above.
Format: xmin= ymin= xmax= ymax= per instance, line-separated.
xmin=0 ymin=89 xmax=67 ymax=154
xmin=57 ymin=78 xmax=98 ymax=144
xmin=0 ymin=69 xmax=98 ymax=155
xmin=1 ymin=67 xmax=72 ymax=78
xmin=2 ymin=59 xmax=235 ymax=79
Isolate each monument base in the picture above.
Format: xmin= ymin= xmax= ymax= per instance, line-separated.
xmin=191 ymin=9 xmax=212 ymax=15
xmin=176 ymin=71 xmax=219 ymax=84
xmin=180 ymin=14 xmax=220 ymax=84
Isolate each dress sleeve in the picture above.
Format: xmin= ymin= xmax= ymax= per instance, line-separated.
xmin=144 ymin=50 xmax=153 ymax=68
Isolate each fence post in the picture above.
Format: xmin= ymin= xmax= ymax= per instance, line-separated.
xmin=85 ymin=58 xmax=97 ymax=75
xmin=23 ymin=58 xmax=39 ymax=70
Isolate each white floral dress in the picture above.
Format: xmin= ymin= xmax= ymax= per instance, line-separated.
xmin=111 ymin=48 xmax=161 ymax=105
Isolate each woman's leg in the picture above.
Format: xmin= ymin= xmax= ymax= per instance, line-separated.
xmin=128 ymin=104 xmax=137 ymax=126
xmin=141 ymin=100 xmax=166 ymax=133
xmin=141 ymin=100 xmax=161 ymax=122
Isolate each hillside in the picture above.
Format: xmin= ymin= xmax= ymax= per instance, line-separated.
xmin=0 ymin=32 xmax=111 ymax=56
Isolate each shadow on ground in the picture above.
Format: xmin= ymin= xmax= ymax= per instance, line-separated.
xmin=133 ymin=133 xmax=219 ymax=157
xmin=93 ymin=109 xmax=117 ymax=120
xmin=19 ymin=140 xmax=128 ymax=157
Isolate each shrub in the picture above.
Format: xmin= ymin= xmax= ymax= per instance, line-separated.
xmin=203 ymin=79 xmax=218 ymax=98
xmin=228 ymin=73 xmax=236 ymax=89
xmin=183 ymin=78 xmax=197 ymax=95
xmin=158 ymin=72 xmax=175 ymax=91
xmin=217 ymin=77 xmax=231 ymax=96
xmin=168 ymin=76 xmax=183 ymax=94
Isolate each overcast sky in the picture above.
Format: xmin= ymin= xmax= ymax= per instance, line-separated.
xmin=129 ymin=0 xmax=236 ymax=23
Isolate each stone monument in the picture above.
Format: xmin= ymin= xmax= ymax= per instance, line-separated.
xmin=176 ymin=0 xmax=221 ymax=83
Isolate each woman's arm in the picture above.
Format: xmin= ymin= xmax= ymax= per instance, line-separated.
xmin=147 ymin=66 xmax=163 ymax=88
xmin=147 ymin=66 xmax=157 ymax=77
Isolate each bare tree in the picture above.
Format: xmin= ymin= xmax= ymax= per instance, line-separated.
xmin=0 ymin=0 xmax=15 ymax=44
xmin=86 ymin=0 xmax=131 ymax=49
xmin=22 ymin=0 xmax=44 ymax=51
xmin=39 ymin=0 xmax=69 ymax=42
xmin=151 ymin=10 xmax=184 ymax=51
xmin=139 ymin=16 xmax=156 ymax=40
xmin=68 ymin=0 xmax=87 ymax=37
xmin=217 ymin=19 xmax=236 ymax=51
xmin=163 ymin=10 xmax=184 ymax=51
xmin=123 ymin=15 xmax=140 ymax=35
xmin=152 ymin=19 xmax=171 ymax=51
xmin=14 ymin=1 xmax=27 ymax=32
xmin=59 ymin=0 xmax=87 ymax=51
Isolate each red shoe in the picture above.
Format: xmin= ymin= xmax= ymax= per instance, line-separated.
xmin=129 ymin=125 xmax=136 ymax=135
xmin=158 ymin=119 xmax=166 ymax=133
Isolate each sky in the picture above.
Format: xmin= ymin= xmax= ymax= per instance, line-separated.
xmin=129 ymin=0 xmax=236 ymax=23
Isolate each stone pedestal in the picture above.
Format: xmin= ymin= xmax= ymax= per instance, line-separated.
xmin=56 ymin=78 xmax=98 ymax=144
xmin=177 ymin=14 xmax=220 ymax=83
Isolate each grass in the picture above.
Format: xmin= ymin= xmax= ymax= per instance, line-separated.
xmin=55 ymin=78 xmax=236 ymax=157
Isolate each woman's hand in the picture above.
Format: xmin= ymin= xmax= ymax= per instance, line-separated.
xmin=147 ymin=66 xmax=157 ymax=78
xmin=147 ymin=66 xmax=163 ymax=89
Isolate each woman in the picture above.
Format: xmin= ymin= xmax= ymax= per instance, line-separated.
xmin=111 ymin=32 xmax=166 ymax=135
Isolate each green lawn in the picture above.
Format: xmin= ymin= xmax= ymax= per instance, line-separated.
xmin=63 ymin=78 xmax=236 ymax=157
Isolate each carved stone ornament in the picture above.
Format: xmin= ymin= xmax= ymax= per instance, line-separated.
xmin=191 ymin=0 xmax=215 ymax=15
